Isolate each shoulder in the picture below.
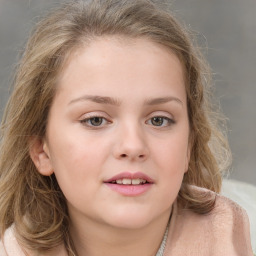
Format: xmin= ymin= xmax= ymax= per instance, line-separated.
xmin=165 ymin=186 xmax=253 ymax=256
xmin=0 ymin=225 xmax=26 ymax=256
xmin=0 ymin=225 xmax=68 ymax=256
xmin=212 ymin=187 xmax=251 ymax=232
xmin=208 ymin=187 xmax=252 ymax=250
xmin=189 ymin=185 xmax=250 ymax=224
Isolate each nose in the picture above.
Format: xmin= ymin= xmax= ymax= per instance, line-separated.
xmin=113 ymin=123 xmax=149 ymax=162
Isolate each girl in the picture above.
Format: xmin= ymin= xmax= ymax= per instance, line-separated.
xmin=0 ymin=0 xmax=253 ymax=255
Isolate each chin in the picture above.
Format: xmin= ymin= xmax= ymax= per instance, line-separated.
xmin=101 ymin=206 xmax=162 ymax=230
xmin=107 ymin=216 xmax=152 ymax=230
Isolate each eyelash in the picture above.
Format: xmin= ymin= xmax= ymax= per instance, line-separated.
xmin=80 ymin=115 xmax=110 ymax=128
xmin=146 ymin=116 xmax=175 ymax=127
xmin=80 ymin=114 xmax=175 ymax=129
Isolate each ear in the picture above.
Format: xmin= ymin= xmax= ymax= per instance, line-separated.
xmin=29 ymin=137 xmax=53 ymax=176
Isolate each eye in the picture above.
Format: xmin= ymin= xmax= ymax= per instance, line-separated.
xmin=80 ymin=116 xmax=110 ymax=127
xmin=146 ymin=116 xmax=175 ymax=127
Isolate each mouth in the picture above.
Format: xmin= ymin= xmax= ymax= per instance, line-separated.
xmin=104 ymin=172 xmax=154 ymax=185
xmin=108 ymin=178 xmax=149 ymax=185
xmin=104 ymin=172 xmax=154 ymax=196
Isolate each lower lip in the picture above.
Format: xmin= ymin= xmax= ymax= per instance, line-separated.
xmin=105 ymin=183 xmax=152 ymax=196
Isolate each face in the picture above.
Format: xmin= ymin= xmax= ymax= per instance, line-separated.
xmin=31 ymin=37 xmax=190 ymax=230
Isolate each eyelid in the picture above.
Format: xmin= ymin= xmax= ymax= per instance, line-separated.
xmin=147 ymin=111 xmax=175 ymax=120
xmin=79 ymin=111 xmax=110 ymax=120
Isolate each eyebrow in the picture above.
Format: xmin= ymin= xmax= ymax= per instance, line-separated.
xmin=68 ymin=95 xmax=183 ymax=107
xmin=68 ymin=95 xmax=121 ymax=106
xmin=144 ymin=96 xmax=183 ymax=106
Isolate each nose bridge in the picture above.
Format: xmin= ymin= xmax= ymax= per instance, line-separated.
xmin=113 ymin=119 xmax=148 ymax=160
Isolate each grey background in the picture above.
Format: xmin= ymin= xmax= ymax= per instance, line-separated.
xmin=0 ymin=0 xmax=255 ymax=186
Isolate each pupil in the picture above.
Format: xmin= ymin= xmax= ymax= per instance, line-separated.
xmin=91 ymin=117 xmax=103 ymax=126
xmin=152 ymin=117 xmax=163 ymax=126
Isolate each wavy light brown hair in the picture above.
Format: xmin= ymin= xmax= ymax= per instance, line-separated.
xmin=0 ymin=0 xmax=231 ymax=254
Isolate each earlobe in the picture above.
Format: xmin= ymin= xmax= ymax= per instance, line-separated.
xmin=29 ymin=137 xmax=54 ymax=176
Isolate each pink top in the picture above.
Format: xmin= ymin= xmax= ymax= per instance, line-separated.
xmin=0 ymin=186 xmax=253 ymax=256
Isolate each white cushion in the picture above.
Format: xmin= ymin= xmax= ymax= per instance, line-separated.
xmin=221 ymin=179 xmax=256 ymax=253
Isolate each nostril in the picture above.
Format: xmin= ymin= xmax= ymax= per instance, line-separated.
xmin=119 ymin=154 xmax=145 ymax=159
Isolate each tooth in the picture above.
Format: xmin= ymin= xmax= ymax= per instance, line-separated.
xmin=132 ymin=179 xmax=140 ymax=185
xmin=122 ymin=178 xmax=132 ymax=185
xmin=115 ymin=178 xmax=147 ymax=185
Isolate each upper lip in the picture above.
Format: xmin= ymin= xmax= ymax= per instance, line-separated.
xmin=104 ymin=172 xmax=154 ymax=183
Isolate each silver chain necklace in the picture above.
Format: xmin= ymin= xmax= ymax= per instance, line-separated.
xmin=155 ymin=222 xmax=169 ymax=256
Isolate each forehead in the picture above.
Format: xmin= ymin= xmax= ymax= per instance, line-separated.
xmin=61 ymin=36 xmax=184 ymax=74
xmin=56 ymin=36 xmax=186 ymax=102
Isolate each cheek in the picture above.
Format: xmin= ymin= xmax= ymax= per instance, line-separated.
xmin=47 ymin=130 xmax=112 ymax=185
xmin=48 ymin=138 xmax=101 ymax=204
xmin=151 ymin=138 xmax=187 ymax=210
xmin=49 ymin=126 xmax=102 ymax=161
xmin=152 ymin=134 xmax=189 ymax=170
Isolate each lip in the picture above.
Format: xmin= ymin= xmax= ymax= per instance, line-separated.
xmin=104 ymin=172 xmax=154 ymax=197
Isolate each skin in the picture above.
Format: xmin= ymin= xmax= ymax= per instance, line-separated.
xmin=30 ymin=37 xmax=190 ymax=256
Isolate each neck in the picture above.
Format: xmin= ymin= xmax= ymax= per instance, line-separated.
xmin=69 ymin=209 xmax=171 ymax=256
